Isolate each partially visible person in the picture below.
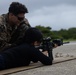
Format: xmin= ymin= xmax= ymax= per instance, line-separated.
xmin=0 ymin=2 xmax=31 ymax=51
xmin=0 ymin=27 xmax=53 ymax=70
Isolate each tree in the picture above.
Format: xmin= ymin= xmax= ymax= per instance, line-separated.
xmin=35 ymin=25 xmax=53 ymax=38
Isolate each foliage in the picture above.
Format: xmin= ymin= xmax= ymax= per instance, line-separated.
xmin=35 ymin=25 xmax=53 ymax=38
xmin=35 ymin=25 xmax=76 ymax=40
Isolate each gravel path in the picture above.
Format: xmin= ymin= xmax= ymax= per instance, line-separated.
xmin=11 ymin=42 xmax=76 ymax=75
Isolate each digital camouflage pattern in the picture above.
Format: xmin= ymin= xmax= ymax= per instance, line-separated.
xmin=0 ymin=13 xmax=31 ymax=50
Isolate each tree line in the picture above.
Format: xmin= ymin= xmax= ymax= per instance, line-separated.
xmin=35 ymin=25 xmax=76 ymax=40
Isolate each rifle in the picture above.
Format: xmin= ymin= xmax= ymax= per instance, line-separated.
xmin=38 ymin=37 xmax=70 ymax=60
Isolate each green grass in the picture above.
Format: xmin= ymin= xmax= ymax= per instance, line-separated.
xmin=63 ymin=39 xmax=76 ymax=42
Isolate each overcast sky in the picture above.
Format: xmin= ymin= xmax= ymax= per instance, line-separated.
xmin=0 ymin=0 xmax=76 ymax=30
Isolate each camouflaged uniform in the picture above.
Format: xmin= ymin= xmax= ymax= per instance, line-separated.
xmin=0 ymin=13 xmax=31 ymax=50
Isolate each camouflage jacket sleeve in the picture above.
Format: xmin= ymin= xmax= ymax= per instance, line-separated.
xmin=19 ymin=18 xmax=31 ymax=37
xmin=0 ymin=16 xmax=7 ymax=47
xmin=9 ymin=18 xmax=31 ymax=44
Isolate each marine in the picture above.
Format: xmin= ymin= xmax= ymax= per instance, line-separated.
xmin=0 ymin=2 xmax=31 ymax=50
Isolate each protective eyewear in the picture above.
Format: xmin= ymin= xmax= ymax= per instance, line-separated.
xmin=15 ymin=15 xmax=24 ymax=21
xmin=16 ymin=16 xmax=24 ymax=21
